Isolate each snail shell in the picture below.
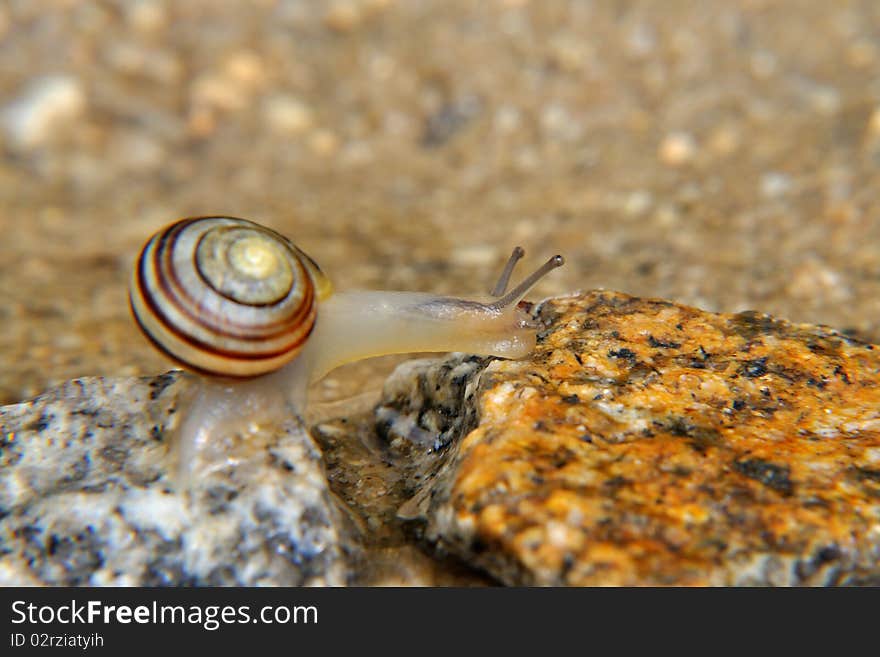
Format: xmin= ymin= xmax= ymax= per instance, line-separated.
xmin=129 ymin=216 xmax=332 ymax=378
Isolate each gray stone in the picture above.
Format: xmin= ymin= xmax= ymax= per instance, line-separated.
xmin=0 ymin=372 xmax=347 ymax=586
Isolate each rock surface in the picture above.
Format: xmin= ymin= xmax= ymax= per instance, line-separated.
xmin=378 ymin=291 xmax=880 ymax=586
xmin=0 ymin=372 xmax=347 ymax=586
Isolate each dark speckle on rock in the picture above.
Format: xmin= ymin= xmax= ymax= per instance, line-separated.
xmin=648 ymin=335 xmax=682 ymax=349
xmin=148 ymin=372 xmax=180 ymax=400
xmin=26 ymin=413 xmax=52 ymax=433
xmin=608 ymin=348 xmax=637 ymax=362
xmin=740 ymin=357 xmax=769 ymax=378
xmin=854 ymin=467 xmax=880 ymax=483
xmin=733 ymin=459 xmax=794 ymax=496
xmin=729 ymin=312 xmax=785 ymax=341
xmin=603 ymin=476 xmax=631 ymax=494
xmin=833 ymin=365 xmax=852 ymax=384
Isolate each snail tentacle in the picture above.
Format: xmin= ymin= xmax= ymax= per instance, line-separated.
xmin=490 ymin=246 xmax=526 ymax=297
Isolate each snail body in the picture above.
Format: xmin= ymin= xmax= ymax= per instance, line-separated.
xmin=130 ymin=216 xmax=563 ymax=482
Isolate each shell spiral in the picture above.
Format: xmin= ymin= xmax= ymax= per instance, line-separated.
xmin=129 ymin=216 xmax=330 ymax=378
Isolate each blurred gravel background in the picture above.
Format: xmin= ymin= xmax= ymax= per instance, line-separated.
xmin=2 ymin=0 xmax=880 ymax=404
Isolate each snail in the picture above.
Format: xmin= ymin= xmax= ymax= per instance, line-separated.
xmin=130 ymin=216 xmax=563 ymax=481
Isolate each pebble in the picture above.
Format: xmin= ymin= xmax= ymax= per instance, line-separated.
xmin=761 ymin=171 xmax=793 ymax=198
xmin=658 ymin=131 xmax=697 ymax=166
xmin=806 ymin=84 xmax=840 ymax=115
xmin=548 ymin=36 xmax=591 ymax=72
xmin=190 ymin=74 xmax=247 ymax=112
xmin=309 ymin=129 xmax=341 ymax=156
xmin=126 ymin=0 xmax=168 ymax=34
xmin=707 ymin=125 xmax=741 ymax=156
xmin=2 ymin=75 xmax=87 ymax=149
xmin=623 ymin=190 xmax=653 ymax=216
xmin=540 ymin=104 xmax=581 ymax=141
xmin=493 ymin=105 xmax=521 ymax=134
xmin=786 ymin=259 xmax=851 ymax=302
xmin=111 ymin=132 xmax=165 ymax=172
xmin=324 ymin=0 xmax=394 ymax=34
xmin=223 ymin=51 xmax=266 ymax=88
xmin=624 ymin=23 xmax=657 ymax=58
xmin=750 ymin=50 xmax=778 ymax=79
xmin=263 ymin=94 xmax=314 ymax=136
xmin=847 ymin=40 xmax=878 ymax=67
xmin=324 ymin=2 xmax=363 ymax=32
xmin=449 ymin=244 xmax=499 ymax=268
xmin=866 ymin=107 xmax=880 ymax=139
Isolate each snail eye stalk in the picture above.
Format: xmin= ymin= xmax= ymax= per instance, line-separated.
xmin=489 ymin=254 xmax=565 ymax=311
xmin=491 ymin=246 xmax=526 ymax=297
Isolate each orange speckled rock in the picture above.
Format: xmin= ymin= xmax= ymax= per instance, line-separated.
xmin=378 ymin=291 xmax=880 ymax=586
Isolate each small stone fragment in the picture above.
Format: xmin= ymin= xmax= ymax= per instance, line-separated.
xmin=449 ymin=244 xmax=499 ymax=268
xmin=324 ymin=2 xmax=362 ymax=32
xmin=126 ymin=0 xmax=167 ymax=34
xmin=378 ymin=291 xmax=880 ymax=586
xmin=867 ymin=107 xmax=880 ymax=140
xmin=761 ymin=171 xmax=793 ymax=198
xmin=707 ymin=124 xmax=741 ymax=156
xmin=309 ymin=129 xmax=341 ymax=156
xmin=263 ymin=94 xmax=314 ymax=136
xmin=659 ymin=132 xmax=697 ymax=166
xmin=2 ymin=75 xmax=87 ymax=149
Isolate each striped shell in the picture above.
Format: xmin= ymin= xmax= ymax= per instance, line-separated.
xmin=129 ymin=216 xmax=332 ymax=378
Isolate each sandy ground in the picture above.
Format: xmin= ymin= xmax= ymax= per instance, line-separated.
xmin=2 ymin=0 xmax=880 ymax=404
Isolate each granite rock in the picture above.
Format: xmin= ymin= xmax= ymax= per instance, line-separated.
xmin=378 ymin=291 xmax=880 ymax=586
xmin=0 ymin=372 xmax=347 ymax=586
